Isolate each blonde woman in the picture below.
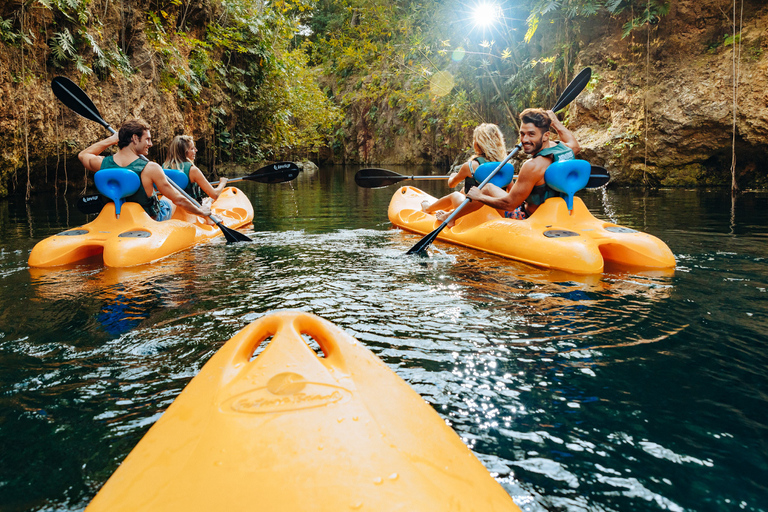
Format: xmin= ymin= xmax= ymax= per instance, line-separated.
xmin=421 ymin=123 xmax=508 ymax=226
xmin=163 ymin=135 xmax=227 ymax=203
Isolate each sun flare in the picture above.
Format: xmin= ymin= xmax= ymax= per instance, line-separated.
xmin=472 ymin=2 xmax=500 ymax=28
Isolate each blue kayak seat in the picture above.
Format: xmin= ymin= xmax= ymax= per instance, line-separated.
xmin=544 ymin=159 xmax=591 ymax=210
xmin=472 ymin=161 xmax=516 ymax=189
xmin=162 ymin=169 xmax=190 ymax=190
xmin=94 ymin=168 xmax=141 ymax=217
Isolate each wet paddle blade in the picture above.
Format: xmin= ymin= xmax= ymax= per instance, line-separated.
xmin=355 ymin=169 xmax=407 ymax=188
xmin=217 ymin=222 xmax=253 ymax=244
xmin=355 ymin=169 xmax=452 ymax=188
xmin=405 ymin=228 xmax=440 ymax=257
xmin=551 ymin=68 xmax=592 ymax=113
xmin=245 ymin=162 xmax=301 ymax=184
xmin=52 ymin=76 xmax=114 ymax=133
xmin=587 ymin=166 xmax=610 ymax=188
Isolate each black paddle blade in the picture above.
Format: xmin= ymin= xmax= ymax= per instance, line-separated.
xmin=587 ymin=166 xmax=610 ymax=188
xmin=405 ymin=228 xmax=439 ymax=257
xmin=246 ymin=162 xmax=301 ymax=184
xmin=355 ymin=168 xmax=405 ymax=188
xmin=551 ymin=67 xmax=592 ymax=113
xmin=216 ymin=222 xmax=252 ymax=243
xmin=52 ymin=76 xmax=113 ymax=132
xmin=76 ymin=194 xmax=106 ymax=214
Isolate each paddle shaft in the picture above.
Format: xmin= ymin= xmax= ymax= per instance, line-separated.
xmin=360 ymin=167 xmax=608 ymax=189
xmin=165 ymin=178 xmax=251 ymax=243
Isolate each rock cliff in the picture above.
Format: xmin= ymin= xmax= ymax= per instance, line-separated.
xmin=570 ymin=0 xmax=767 ymax=187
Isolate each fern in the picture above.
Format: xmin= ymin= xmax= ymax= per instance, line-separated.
xmin=81 ymin=31 xmax=104 ymax=59
xmin=74 ymin=54 xmax=93 ymax=75
xmin=50 ymin=28 xmax=75 ymax=64
xmin=605 ymin=0 xmax=624 ymax=14
xmin=0 ymin=17 xmax=19 ymax=44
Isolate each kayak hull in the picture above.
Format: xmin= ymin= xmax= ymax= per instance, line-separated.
xmin=28 ymin=187 xmax=253 ymax=268
xmin=86 ymin=311 xmax=519 ymax=511
xmin=389 ymin=186 xmax=676 ymax=274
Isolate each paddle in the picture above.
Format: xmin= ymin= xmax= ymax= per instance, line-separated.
xmin=406 ymin=67 xmax=593 ymax=257
xmin=165 ymin=178 xmax=252 ymax=243
xmin=210 ymin=162 xmax=301 ymax=186
xmin=53 ymin=76 xmax=252 ymax=243
xmin=355 ymin=169 xmax=451 ymax=188
xmin=76 ymin=161 xmax=302 ymax=214
xmin=356 ymin=165 xmax=610 ymax=189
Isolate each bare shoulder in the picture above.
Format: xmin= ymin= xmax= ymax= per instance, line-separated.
xmin=518 ymin=158 xmax=542 ymax=175
xmin=144 ymin=161 xmax=165 ymax=177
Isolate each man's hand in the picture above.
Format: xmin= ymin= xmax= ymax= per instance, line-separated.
xmin=466 ymin=186 xmax=482 ymax=201
xmin=546 ymin=110 xmax=561 ymax=126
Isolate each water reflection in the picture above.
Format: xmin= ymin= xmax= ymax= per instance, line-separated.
xmin=1 ymin=175 xmax=767 ymax=512
xmin=28 ymin=253 xmax=202 ymax=336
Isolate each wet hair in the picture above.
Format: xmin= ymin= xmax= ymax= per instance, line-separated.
xmin=519 ymin=108 xmax=551 ymax=133
xmin=163 ymin=135 xmax=195 ymax=169
xmin=117 ymin=119 xmax=151 ymax=149
xmin=471 ymin=123 xmax=507 ymax=162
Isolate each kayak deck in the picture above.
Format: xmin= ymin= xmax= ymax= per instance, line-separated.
xmin=86 ymin=311 xmax=520 ymax=511
xmin=389 ymin=186 xmax=676 ymax=274
xmin=28 ymin=187 xmax=253 ymax=268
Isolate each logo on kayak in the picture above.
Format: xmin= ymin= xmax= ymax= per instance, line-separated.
xmin=224 ymin=372 xmax=351 ymax=414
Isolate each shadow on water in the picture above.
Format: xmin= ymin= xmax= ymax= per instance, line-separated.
xmin=0 ymin=168 xmax=767 ymax=511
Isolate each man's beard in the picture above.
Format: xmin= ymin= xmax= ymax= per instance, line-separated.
xmin=524 ymin=137 xmax=543 ymax=155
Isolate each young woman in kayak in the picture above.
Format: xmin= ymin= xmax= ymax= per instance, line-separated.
xmin=163 ymin=135 xmax=228 ymax=205
xmin=420 ymin=123 xmax=508 ymax=226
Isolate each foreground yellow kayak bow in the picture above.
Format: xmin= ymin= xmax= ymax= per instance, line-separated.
xmin=87 ymin=311 xmax=520 ymax=511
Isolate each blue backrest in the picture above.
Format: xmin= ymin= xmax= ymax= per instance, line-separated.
xmin=473 ymin=161 xmax=516 ymax=189
xmin=94 ymin=168 xmax=141 ymax=217
xmin=163 ymin=169 xmax=190 ymax=190
xmin=544 ymin=159 xmax=591 ymax=210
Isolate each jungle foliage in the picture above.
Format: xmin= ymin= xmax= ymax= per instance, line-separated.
xmin=300 ymin=0 xmax=670 ymax=162
xmin=0 ymin=0 xmax=669 ymax=171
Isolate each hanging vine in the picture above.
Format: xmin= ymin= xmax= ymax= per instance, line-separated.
xmin=730 ymin=0 xmax=744 ymax=194
xmin=643 ymin=0 xmax=650 ymax=187
xmin=22 ymin=2 xmax=32 ymax=201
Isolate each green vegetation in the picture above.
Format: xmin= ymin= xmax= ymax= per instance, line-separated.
xmin=0 ymin=0 xmax=676 ymax=193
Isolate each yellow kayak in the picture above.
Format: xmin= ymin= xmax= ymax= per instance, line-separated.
xmin=86 ymin=311 xmax=519 ymax=511
xmin=389 ymin=186 xmax=676 ymax=274
xmin=28 ymin=187 xmax=253 ymax=268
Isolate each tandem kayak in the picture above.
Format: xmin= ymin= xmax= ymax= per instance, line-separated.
xmin=28 ymin=187 xmax=254 ymax=268
xmin=86 ymin=311 xmax=520 ymax=511
xmin=389 ymin=186 xmax=676 ymax=274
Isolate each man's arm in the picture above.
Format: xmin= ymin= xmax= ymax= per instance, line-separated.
xmin=547 ymin=110 xmax=580 ymax=155
xmin=78 ymin=133 xmax=119 ymax=172
xmin=144 ymin=164 xmax=211 ymax=217
xmin=466 ymin=162 xmax=540 ymax=211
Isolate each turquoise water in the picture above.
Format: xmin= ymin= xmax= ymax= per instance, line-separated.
xmin=1 ymin=165 xmax=767 ymax=511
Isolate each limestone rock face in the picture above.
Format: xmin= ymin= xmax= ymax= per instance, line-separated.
xmin=569 ymin=0 xmax=768 ymax=187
